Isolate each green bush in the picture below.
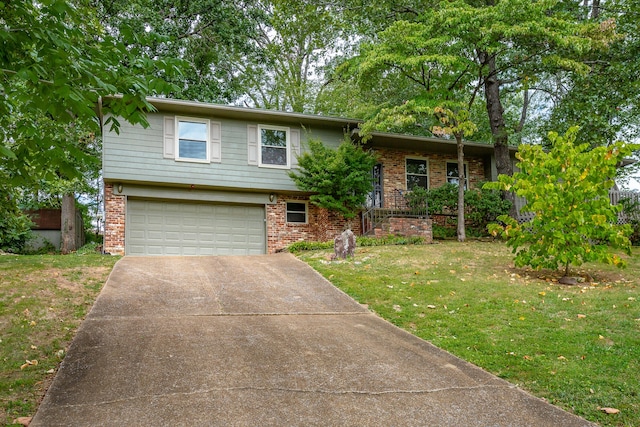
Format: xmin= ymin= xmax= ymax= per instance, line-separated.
xmin=426 ymin=183 xmax=511 ymax=237
xmin=0 ymin=201 xmax=33 ymax=253
xmin=432 ymin=224 xmax=457 ymax=239
xmin=619 ymin=197 xmax=640 ymax=246
xmin=426 ymin=183 xmax=458 ymax=215
xmin=287 ymin=235 xmax=426 ymax=253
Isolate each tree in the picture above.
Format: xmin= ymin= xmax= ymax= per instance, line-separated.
xmin=329 ymin=0 xmax=613 ymax=181
xmin=541 ymin=0 xmax=640 ymax=150
xmin=231 ymin=0 xmax=350 ymax=113
xmin=288 ymin=138 xmax=377 ymax=219
xmin=1 ymin=1 xmax=180 ymax=186
xmin=485 ymin=127 xmax=636 ymax=277
xmin=94 ymin=0 xmax=257 ymax=104
xmin=1 ymin=0 xmax=182 ymax=250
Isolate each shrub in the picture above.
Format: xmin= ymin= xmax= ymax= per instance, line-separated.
xmin=0 ymin=200 xmax=33 ymax=253
xmin=619 ymin=196 xmax=640 ymax=246
xmin=425 ymin=183 xmax=511 ymax=237
xmin=286 ymin=235 xmax=426 ymax=253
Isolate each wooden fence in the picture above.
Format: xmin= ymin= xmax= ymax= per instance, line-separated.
xmin=515 ymin=190 xmax=640 ymax=224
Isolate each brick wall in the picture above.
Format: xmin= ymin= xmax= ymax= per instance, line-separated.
xmin=266 ymin=195 xmax=362 ymax=253
xmin=373 ymin=148 xmax=486 ymax=205
xmin=103 ymin=183 xmax=126 ymax=255
xmin=374 ymin=217 xmax=433 ymax=243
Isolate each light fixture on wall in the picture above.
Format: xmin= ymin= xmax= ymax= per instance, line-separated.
xmin=117 ymin=183 xmax=123 ymax=193
xmin=269 ymin=193 xmax=276 ymax=202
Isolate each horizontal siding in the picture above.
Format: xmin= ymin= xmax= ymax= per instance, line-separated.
xmin=104 ymin=113 xmax=346 ymax=191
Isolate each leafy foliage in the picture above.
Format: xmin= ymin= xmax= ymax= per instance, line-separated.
xmin=485 ymin=127 xmax=637 ymax=275
xmin=618 ymin=196 xmax=640 ymax=246
xmin=286 ymin=235 xmax=426 ymax=252
xmin=424 ymin=183 xmax=511 ymax=237
xmin=289 ymin=138 xmax=377 ymax=219
xmin=0 ymin=0 xmax=181 ymax=189
xmin=0 ymin=194 xmax=33 ymax=253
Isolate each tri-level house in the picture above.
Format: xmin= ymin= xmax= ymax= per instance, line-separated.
xmin=101 ymin=98 xmax=514 ymax=256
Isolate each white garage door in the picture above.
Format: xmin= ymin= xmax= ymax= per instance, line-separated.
xmin=126 ymin=199 xmax=266 ymax=255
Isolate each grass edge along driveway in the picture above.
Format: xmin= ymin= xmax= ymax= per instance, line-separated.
xmin=0 ymin=253 xmax=119 ymax=426
xmin=298 ymin=241 xmax=639 ymax=427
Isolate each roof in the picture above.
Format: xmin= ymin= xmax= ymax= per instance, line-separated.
xmin=143 ymin=97 xmax=361 ymax=130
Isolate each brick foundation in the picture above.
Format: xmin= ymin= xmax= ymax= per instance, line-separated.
xmin=373 ymin=217 xmax=433 ymax=243
xmin=103 ymin=183 xmax=126 ymax=255
xmin=266 ymin=195 xmax=362 ymax=253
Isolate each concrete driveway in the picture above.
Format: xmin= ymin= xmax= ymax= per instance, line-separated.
xmin=32 ymin=254 xmax=595 ymax=426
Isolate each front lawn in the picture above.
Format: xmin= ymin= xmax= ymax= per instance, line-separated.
xmin=0 ymin=253 xmax=119 ymax=426
xmin=298 ymin=241 xmax=639 ymax=427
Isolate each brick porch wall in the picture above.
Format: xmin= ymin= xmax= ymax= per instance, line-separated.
xmin=373 ymin=217 xmax=433 ymax=243
xmin=373 ymin=148 xmax=486 ymax=205
xmin=267 ymin=195 xmax=362 ymax=253
xmin=103 ymin=183 xmax=126 ymax=255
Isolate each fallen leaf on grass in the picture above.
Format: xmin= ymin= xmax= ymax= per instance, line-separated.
xmin=577 ymin=314 xmax=586 ymax=318
xmin=392 ymin=305 xmax=402 ymax=312
xmin=599 ymin=407 xmax=620 ymax=414
xmin=557 ymin=355 xmax=567 ymax=360
xmin=20 ymin=360 xmax=38 ymax=370
xmin=14 ymin=417 xmax=31 ymax=426
xmin=427 ymin=305 xmax=437 ymax=309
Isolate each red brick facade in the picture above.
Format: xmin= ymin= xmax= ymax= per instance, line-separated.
xmin=372 ymin=147 xmax=486 ymax=205
xmin=267 ymin=195 xmax=362 ymax=253
xmin=373 ymin=217 xmax=433 ymax=243
xmin=103 ymin=183 xmax=126 ymax=255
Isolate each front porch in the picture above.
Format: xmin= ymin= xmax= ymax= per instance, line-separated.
xmin=362 ymin=189 xmax=433 ymax=242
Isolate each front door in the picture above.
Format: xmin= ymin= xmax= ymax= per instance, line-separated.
xmin=367 ymin=163 xmax=384 ymax=208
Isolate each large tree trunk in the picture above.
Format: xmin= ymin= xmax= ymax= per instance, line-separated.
xmin=61 ymin=193 xmax=77 ymax=254
xmin=480 ymin=50 xmax=516 ymax=215
xmin=456 ymin=133 xmax=466 ymax=242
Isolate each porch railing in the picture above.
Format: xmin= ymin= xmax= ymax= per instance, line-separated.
xmin=362 ymin=189 xmax=429 ymax=235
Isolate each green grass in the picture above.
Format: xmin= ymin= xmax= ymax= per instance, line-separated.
xmin=298 ymin=241 xmax=640 ymax=427
xmin=0 ymin=252 xmax=119 ymax=425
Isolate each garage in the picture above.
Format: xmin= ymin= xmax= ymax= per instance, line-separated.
xmin=126 ymin=199 xmax=266 ymax=255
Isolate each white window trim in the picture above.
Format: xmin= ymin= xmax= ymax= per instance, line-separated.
xmin=285 ymin=200 xmax=308 ymax=224
xmin=446 ymin=161 xmax=468 ymax=189
xmin=175 ymin=116 xmax=210 ymax=163
xmin=258 ymin=124 xmax=290 ymax=169
xmin=405 ymin=157 xmax=429 ymax=190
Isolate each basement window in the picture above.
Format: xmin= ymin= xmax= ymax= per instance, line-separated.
xmin=286 ymin=202 xmax=307 ymax=224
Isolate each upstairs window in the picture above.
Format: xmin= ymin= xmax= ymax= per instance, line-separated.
xmin=446 ymin=162 xmax=468 ymax=189
xmin=406 ymin=158 xmax=428 ymax=190
xmin=259 ymin=125 xmax=289 ymax=168
xmin=177 ymin=118 xmax=209 ymax=162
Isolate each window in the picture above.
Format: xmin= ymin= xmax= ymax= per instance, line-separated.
xmin=259 ymin=125 xmax=289 ymax=168
xmin=286 ymin=202 xmax=307 ymax=224
xmin=406 ymin=158 xmax=428 ymax=190
xmin=176 ymin=118 xmax=209 ymax=162
xmin=446 ymin=162 xmax=468 ymax=189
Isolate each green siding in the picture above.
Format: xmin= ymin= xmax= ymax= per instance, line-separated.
xmin=103 ymin=113 xmax=345 ymax=191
